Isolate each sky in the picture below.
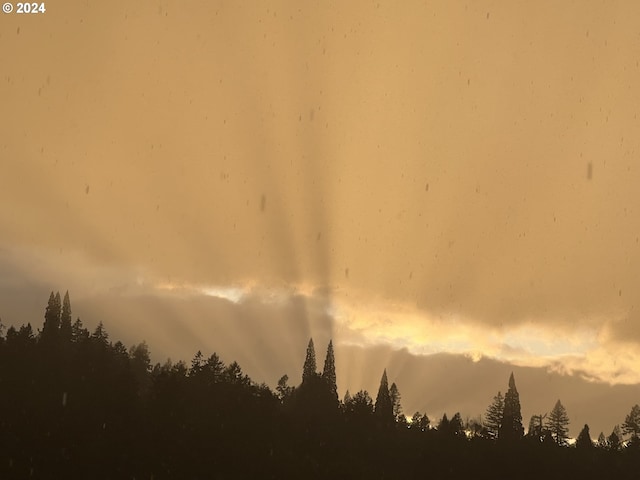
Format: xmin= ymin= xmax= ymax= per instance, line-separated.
xmin=2 ymin=1 xmax=640 ymax=437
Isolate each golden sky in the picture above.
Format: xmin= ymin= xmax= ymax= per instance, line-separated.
xmin=2 ymin=0 xmax=640 ymax=436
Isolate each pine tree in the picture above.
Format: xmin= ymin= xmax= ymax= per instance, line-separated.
xmin=499 ymin=372 xmax=524 ymax=441
xmin=596 ymin=432 xmax=607 ymax=448
xmin=60 ymin=291 xmax=72 ymax=341
xmin=622 ymin=404 xmax=640 ymax=440
xmin=344 ymin=390 xmax=373 ymax=417
xmin=410 ymin=412 xmax=429 ymax=431
xmin=438 ymin=413 xmax=450 ymax=435
xmin=608 ymin=426 xmax=622 ymax=451
xmin=321 ymin=340 xmax=337 ymax=398
xmin=546 ymin=399 xmax=570 ymax=446
xmin=484 ymin=391 xmax=504 ymax=438
xmin=450 ymin=412 xmax=464 ymax=437
xmin=302 ymin=338 xmax=317 ymax=384
xmin=276 ymin=375 xmax=294 ymax=402
xmin=575 ymin=424 xmax=593 ymax=449
xmin=71 ymin=318 xmax=89 ymax=343
xmin=389 ymin=382 xmax=403 ymax=421
xmin=374 ymin=369 xmax=393 ymax=425
xmin=343 ymin=389 xmax=352 ymax=406
xmin=42 ymin=291 xmax=62 ymax=341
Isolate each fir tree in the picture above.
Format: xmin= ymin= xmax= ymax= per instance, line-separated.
xmin=575 ymin=424 xmax=593 ymax=449
xmin=450 ymin=412 xmax=464 ymax=437
xmin=374 ymin=369 xmax=393 ymax=425
xmin=438 ymin=413 xmax=450 ymax=435
xmin=499 ymin=372 xmax=524 ymax=441
xmin=622 ymin=404 xmax=640 ymax=440
xmin=60 ymin=291 xmax=72 ymax=341
xmin=42 ymin=291 xmax=62 ymax=341
xmin=546 ymin=399 xmax=570 ymax=446
xmin=484 ymin=391 xmax=504 ymax=438
xmin=608 ymin=426 xmax=622 ymax=451
xmin=302 ymin=338 xmax=317 ymax=384
xmin=321 ymin=340 xmax=337 ymax=398
xmin=276 ymin=375 xmax=294 ymax=402
xmin=389 ymin=382 xmax=403 ymax=421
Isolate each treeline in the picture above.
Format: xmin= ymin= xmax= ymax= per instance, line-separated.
xmin=1 ymin=292 xmax=640 ymax=479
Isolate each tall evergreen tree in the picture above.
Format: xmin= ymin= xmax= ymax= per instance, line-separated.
xmin=302 ymin=338 xmax=317 ymax=384
xmin=389 ymin=382 xmax=403 ymax=420
xmin=546 ymin=399 xmax=570 ymax=446
xmin=321 ymin=340 xmax=337 ymax=398
xmin=499 ymin=372 xmax=524 ymax=441
xmin=374 ymin=369 xmax=393 ymax=425
xmin=484 ymin=391 xmax=504 ymax=438
xmin=42 ymin=291 xmax=62 ymax=340
xmin=60 ymin=290 xmax=72 ymax=341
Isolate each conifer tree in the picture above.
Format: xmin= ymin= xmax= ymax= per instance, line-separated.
xmin=608 ymin=426 xmax=622 ymax=451
xmin=321 ymin=340 xmax=337 ymax=398
xmin=450 ymin=412 xmax=464 ymax=437
xmin=485 ymin=391 xmax=504 ymax=438
xmin=596 ymin=432 xmax=607 ymax=448
xmin=42 ymin=291 xmax=62 ymax=340
xmin=438 ymin=413 xmax=450 ymax=434
xmin=374 ymin=369 xmax=393 ymax=424
xmin=60 ymin=291 xmax=72 ymax=341
xmin=622 ymin=404 xmax=640 ymax=440
xmin=410 ymin=412 xmax=430 ymax=431
xmin=389 ymin=382 xmax=403 ymax=420
xmin=546 ymin=399 xmax=570 ymax=446
xmin=276 ymin=375 xmax=294 ymax=402
xmin=499 ymin=372 xmax=524 ymax=441
xmin=302 ymin=338 xmax=317 ymax=383
xmin=575 ymin=424 xmax=593 ymax=449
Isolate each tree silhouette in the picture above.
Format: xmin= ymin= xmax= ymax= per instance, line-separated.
xmin=3 ymin=290 xmax=640 ymax=477
xmin=321 ymin=340 xmax=337 ymax=399
xmin=276 ymin=374 xmax=294 ymax=402
xmin=438 ymin=413 xmax=450 ymax=434
xmin=344 ymin=389 xmax=374 ymax=427
xmin=41 ymin=291 xmax=61 ymax=341
xmin=409 ymin=412 xmax=430 ymax=431
xmin=526 ymin=413 xmax=548 ymax=442
xmin=546 ymin=399 xmax=570 ymax=446
xmin=374 ymin=369 xmax=393 ymax=425
xmin=499 ymin=372 xmax=524 ymax=441
xmin=389 ymin=382 xmax=404 ymax=424
xmin=576 ymin=424 xmax=593 ymax=449
xmin=622 ymin=404 xmax=640 ymax=440
xmin=608 ymin=426 xmax=622 ymax=451
xmin=60 ymin=290 xmax=72 ymax=342
xmin=449 ymin=412 xmax=464 ymax=437
xmin=484 ymin=391 xmax=504 ymax=438
xmin=302 ymin=338 xmax=317 ymax=384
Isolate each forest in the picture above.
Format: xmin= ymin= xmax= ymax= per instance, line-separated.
xmin=1 ymin=291 xmax=640 ymax=479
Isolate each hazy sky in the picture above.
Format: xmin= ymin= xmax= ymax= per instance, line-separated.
xmin=2 ymin=1 xmax=640 ymax=437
